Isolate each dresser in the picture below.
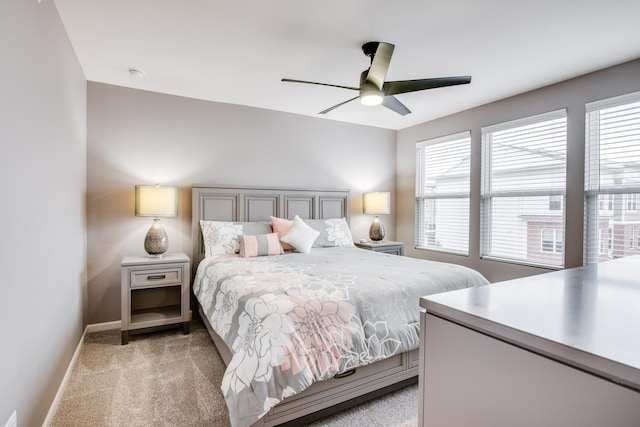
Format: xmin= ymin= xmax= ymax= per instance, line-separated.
xmin=419 ymin=256 xmax=640 ymax=427
xmin=120 ymin=253 xmax=190 ymax=344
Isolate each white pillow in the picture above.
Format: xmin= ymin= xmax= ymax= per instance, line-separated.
xmin=280 ymin=215 xmax=320 ymax=254
xmin=200 ymin=220 xmax=243 ymax=256
xmin=303 ymin=217 xmax=354 ymax=247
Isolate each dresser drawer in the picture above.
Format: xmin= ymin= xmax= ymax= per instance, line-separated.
xmin=130 ymin=267 xmax=182 ymax=288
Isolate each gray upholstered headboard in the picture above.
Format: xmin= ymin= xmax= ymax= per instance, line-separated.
xmin=191 ymin=185 xmax=351 ymax=270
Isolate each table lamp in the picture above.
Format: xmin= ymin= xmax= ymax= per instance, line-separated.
xmin=363 ymin=192 xmax=391 ymax=241
xmin=135 ymin=184 xmax=179 ymax=256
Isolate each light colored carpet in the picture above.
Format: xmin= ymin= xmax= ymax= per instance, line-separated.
xmin=51 ymin=320 xmax=418 ymax=426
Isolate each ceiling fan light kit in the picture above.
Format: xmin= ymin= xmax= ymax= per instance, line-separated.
xmin=360 ymin=87 xmax=384 ymax=106
xmin=282 ymin=41 xmax=471 ymax=116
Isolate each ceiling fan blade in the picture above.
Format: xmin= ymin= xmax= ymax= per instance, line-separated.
xmin=319 ymin=96 xmax=359 ymax=114
xmin=365 ymin=42 xmax=395 ymax=90
xmin=282 ymin=78 xmax=359 ymax=91
xmin=382 ymin=96 xmax=411 ymax=116
xmin=384 ymin=76 xmax=471 ymax=96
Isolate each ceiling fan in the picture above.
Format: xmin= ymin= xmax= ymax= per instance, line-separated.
xmin=282 ymin=41 xmax=471 ymax=116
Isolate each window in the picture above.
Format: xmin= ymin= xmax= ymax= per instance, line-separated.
xmin=598 ymin=229 xmax=604 ymax=254
xmin=541 ymin=228 xmax=563 ymax=253
xmin=585 ymin=91 xmax=640 ymax=264
xmin=598 ymin=194 xmax=613 ymax=211
xmin=627 ymin=194 xmax=637 ymax=211
xmin=609 ymin=227 xmax=613 ymax=250
xmin=415 ymin=131 xmax=470 ymax=254
xmin=481 ymin=110 xmax=567 ymax=267
xmin=549 ymin=195 xmax=562 ymax=211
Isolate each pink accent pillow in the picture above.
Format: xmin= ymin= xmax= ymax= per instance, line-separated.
xmin=270 ymin=216 xmax=294 ymax=250
xmin=238 ymin=233 xmax=283 ymax=258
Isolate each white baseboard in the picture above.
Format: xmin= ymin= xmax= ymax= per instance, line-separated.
xmin=41 ymin=325 xmax=88 ymax=427
xmin=42 ymin=320 xmax=121 ymax=426
xmin=86 ymin=320 xmax=121 ymax=333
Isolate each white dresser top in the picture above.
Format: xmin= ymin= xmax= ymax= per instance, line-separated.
xmin=420 ymin=256 xmax=640 ymax=392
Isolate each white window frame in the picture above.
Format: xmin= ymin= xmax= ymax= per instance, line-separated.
xmin=609 ymin=227 xmax=613 ymax=251
xmin=549 ymin=195 xmax=562 ymax=211
xmin=598 ymin=229 xmax=605 ymax=254
xmin=415 ymin=131 xmax=471 ymax=255
xmin=584 ymin=91 xmax=640 ymax=264
xmin=541 ymin=228 xmax=563 ymax=254
xmin=626 ymin=194 xmax=637 ymax=212
xmin=599 ymin=194 xmax=613 ymax=211
xmin=481 ymin=109 xmax=567 ymax=268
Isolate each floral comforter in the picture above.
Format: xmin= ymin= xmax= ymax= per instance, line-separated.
xmin=193 ymin=246 xmax=488 ymax=426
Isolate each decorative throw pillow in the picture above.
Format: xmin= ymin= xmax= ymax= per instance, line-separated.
xmin=280 ymin=215 xmax=320 ymax=254
xmin=270 ymin=216 xmax=295 ymax=251
xmin=238 ymin=233 xmax=283 ymax=258
xmin=302 ymin=218 xmax=355 ymax=248
xmin=200 ymin=220 xmax=272 ymax=257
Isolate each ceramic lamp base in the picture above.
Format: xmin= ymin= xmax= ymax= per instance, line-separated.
xmin=144 ymin=218 xmax=168 ymax=255
xmin=369 ymin=216 xmax=385 ymax=241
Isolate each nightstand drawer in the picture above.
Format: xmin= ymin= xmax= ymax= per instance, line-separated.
xmin=131 ymin=267 xmax=182 ymax=288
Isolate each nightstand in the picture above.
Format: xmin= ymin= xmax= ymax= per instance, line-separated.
xmin=120 ymin=252 xmax=190 ymax=344
xmin=354 ymin=240 xmax=404 ymax=256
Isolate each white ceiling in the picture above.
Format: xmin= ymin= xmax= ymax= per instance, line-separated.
xmin=53 ymin=0 xmax=640 ymax=130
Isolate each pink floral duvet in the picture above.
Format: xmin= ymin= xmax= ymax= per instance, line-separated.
xmin=193 ymin=246 xmax=488 ymax=426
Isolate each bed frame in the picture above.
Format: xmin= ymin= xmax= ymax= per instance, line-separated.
xmin=191 ymin=185 xmax=418 ymax=427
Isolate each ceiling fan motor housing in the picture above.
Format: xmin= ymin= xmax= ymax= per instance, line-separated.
xmin=362 ymin=41 xmax=382 ymax=59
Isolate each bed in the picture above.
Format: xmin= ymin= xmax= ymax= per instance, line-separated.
xmin=191 ymin=185 xmax=489 ymax=427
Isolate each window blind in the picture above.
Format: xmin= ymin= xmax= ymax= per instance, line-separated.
xmin=481 ymin=110 xmax=567 ymax=267
xmin=584 ymin=91 xmax=640 ymax=265
xmin=415 ymin=131 xmax=470 ymax=254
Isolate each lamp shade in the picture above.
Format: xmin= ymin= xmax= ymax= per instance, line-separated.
xmin=135 ymin=185 xmax=179 ymax=217
xmin=363 ymin=192 xmax=391 ymax=215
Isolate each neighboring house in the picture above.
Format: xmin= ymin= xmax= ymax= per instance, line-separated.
xmin=590 ymin=158 xmax=640 ymax=262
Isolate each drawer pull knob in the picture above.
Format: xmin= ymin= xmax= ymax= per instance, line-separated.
xmin=334 ymin=368 xmax=356 ymax=379
xmin=147 ymin=275 xmax=166 ymax=280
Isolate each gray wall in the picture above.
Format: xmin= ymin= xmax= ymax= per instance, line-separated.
xmin=397 ymin=59 xmax=640 ymax=283
xmin=0 ymin=1 xmax=87 ymax=426
xmin=87 ymin=82 xmax=397 ymax=324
